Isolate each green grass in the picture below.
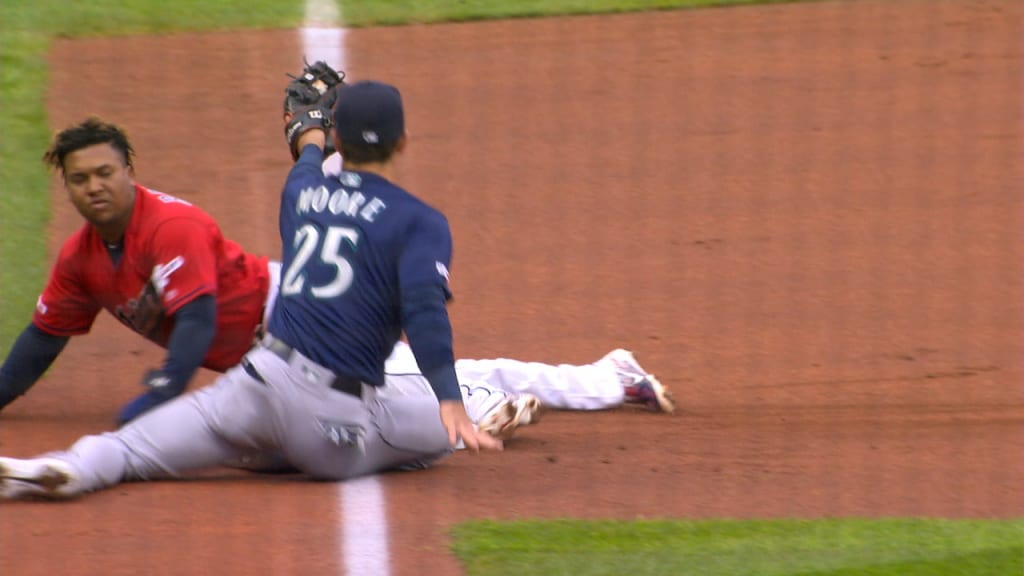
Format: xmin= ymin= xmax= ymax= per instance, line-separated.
xmin=337 ymin=0 xmax=814 ymax=26
xmin=451 ymin=519 xmax=1024 ymax=576
xmin=0 ymin=29 xmax=51 ymax=341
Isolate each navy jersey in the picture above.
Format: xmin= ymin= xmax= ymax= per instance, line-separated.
xmin=267 ymin=146 xmax=454 ymax=388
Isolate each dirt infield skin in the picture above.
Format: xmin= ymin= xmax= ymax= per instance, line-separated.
xmin=1 ymin=1 xmax=1021 ymax=574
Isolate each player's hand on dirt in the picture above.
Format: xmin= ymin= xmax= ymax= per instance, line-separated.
xmin=439 ymin=400 xmax=503 ymax=453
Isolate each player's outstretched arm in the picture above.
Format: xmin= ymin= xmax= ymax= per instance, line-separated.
xmin=402 ymin=284 xmax=502 ymax=453
xmin=116 ymin=295 xmax=216 ymax=424
xmin=0 ymin=324 xmax=69 ymax=411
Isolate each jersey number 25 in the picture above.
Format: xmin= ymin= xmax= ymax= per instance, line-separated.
xmin=281 ymin=224 xmax=360 ymax=298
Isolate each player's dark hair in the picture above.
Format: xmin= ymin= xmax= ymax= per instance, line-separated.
xmin=339 ymin=141 xmax=398 ymax=165
xmin=43 ymin=116 xmax=135 ymax=171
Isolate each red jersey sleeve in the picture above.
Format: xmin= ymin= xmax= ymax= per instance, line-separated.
xmin=33 ymin=236 xmax=102 ymax=336
xmin=146 ymin=218 xmax=219 ymax=315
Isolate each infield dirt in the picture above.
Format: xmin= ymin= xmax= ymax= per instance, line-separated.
xmin=1 ymin=1 xmax=1021 ymax=574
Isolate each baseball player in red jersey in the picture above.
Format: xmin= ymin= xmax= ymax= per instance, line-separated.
xmin=37 ymin=184 xmax=269 ymax=371
xmin=0 ymin=117 xmax=275 ymax=423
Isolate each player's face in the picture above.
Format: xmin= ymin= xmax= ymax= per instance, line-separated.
xmin=62 ymin=143 xmax=136 ymax=238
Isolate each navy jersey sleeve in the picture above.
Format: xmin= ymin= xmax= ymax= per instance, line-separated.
xmin=281 ymin=145 xmax=327 ymax=205
xmin=398 ymin=211 xmax=460 ymax=401
xmin=279 ymin=144 xmax=327 ymax=249
xmin=398 ymin=211 xmax=453 ymax=298
xmin=295 ymin=144 xmax=326 ymax=176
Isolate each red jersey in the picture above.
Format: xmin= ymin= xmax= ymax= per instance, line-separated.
xmin=34 ymin=185 xmax=270 ymax=372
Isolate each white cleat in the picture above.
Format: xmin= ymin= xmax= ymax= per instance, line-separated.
xmin=0 ymin=456 xmax=81 ymax=500
xmin=477 ymin=393 xmax=544 ymax=440
xmin=600 ymin=348 xmax=676 ymax=413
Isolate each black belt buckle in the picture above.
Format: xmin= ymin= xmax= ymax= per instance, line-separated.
xmin=330 ymin=376 xmax=363 ymax=399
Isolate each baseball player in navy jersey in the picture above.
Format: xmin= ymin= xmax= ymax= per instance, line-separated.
xmin=0 ymin=80 xmax=501 ymax=499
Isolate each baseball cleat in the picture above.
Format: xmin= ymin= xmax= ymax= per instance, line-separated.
xmin=600 ymin=348 xmax=676 ymax=413
xmin=0 ymin=456 xmax=81 ymax=500
xmin=625 ymin=374 xmax=675 ymax=413
xmin=477 ymin=393 xmax=544 ymax=440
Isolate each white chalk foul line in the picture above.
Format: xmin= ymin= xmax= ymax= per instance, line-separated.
xmin=342 ymin=475 xmax=391 ymax=576
xmin=302 ymin=0 xmax=348 ymax=76
xmin=301 ymin=3 xmax=387 ymax=576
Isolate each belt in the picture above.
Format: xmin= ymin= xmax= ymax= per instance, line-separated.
xmin=243 ymin=335 xmax=363 ymax=399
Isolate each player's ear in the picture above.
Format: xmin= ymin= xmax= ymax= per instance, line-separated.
xmin=394 ymin=132 xmax=408 ymax=153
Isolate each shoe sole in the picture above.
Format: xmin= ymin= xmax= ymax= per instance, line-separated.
xmin=645 ymin=374 xmax=676 ymax=413
xmin=0 ymin=458 xmax=75 ymax=500
xmin=480 ymin=395 xmax=544 ymax=440
xmin=620 ymin=350 xmax=677 ymax=414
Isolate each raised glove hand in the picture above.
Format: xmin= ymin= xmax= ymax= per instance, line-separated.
xmin=283 ymin=60 xmax=346 ymax=160
xmin=285 ymin=107 xmax=331 ymax=160
xmin=283 ymin=60 xmax=346 ymax=115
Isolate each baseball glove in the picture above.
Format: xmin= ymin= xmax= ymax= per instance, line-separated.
xmin=283 ymin=60 xmax=346 ymax=160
